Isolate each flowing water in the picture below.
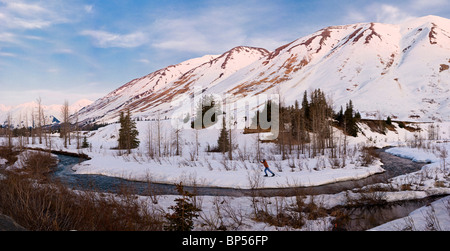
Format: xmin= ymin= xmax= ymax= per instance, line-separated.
xmin=50 ymin=148 xmax=426 ymax=197
xmin=49 ymin=148 xmax=443 ymax=230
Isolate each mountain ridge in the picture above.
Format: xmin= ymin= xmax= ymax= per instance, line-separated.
xmin=67 ymin=16 xmax=450 ymax=124
xmin=0 ymin=99 xmax=93 ymax=128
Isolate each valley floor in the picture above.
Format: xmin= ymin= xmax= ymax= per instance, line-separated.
xmin=1 ymin=120 xmax=450 ymax=230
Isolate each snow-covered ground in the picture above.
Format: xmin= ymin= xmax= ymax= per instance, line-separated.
xmin=63 ymin=120 xmax=389 ymax=189
xmin=1 ymin=120 xmax=450 ymax=230
xmin=370 ymin=196 xmax=450 ymax=231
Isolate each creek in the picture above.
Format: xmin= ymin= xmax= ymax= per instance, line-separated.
xmin=49 ymin=148 xmax=443 ymax=230
xmin=50 ymin=148 xmax=426 ymax=197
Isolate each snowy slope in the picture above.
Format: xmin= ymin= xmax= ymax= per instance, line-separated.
xmin=220 ymin=15 xmax=450 ymax=122
xmin=76 ymin=15 xmax=450 ymax=124
xmin=75 ymin=54 xmax=220 ymax=123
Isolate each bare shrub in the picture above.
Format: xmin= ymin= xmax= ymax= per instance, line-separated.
xmin=401 ymin=216 xmax=417 ymax=231
xmin=359 ymin=146 xmax=379 ymax=167
xmin=302 ymin=196 xmax=328 ymax=220
xmin=0 ymin=172 xmax=164 ymax=231
xmin=422 ymin=205 xmax=442 ymax=231
xmin=22 ymin=151 xmax=58 ymax=177
xmin=444 ymin=199 xmax=450 ymax=218
xmin=0 ymin=146 xmax=19 ymax=166
xmin=328 ymin=156 xmax=342 ymax=169
xmin=199 ymin=197 xmax=226 ymax=231
xmin=222 ymin=199 xmax=246 ymax=230
xmin=347 ymin=185 xmax=388 ymax=206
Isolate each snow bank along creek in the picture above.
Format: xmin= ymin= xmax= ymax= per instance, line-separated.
xmin=51 ymin=148 xmax=426 ymax=197
xmin=49 ymin=148 xmax=443 ymax=230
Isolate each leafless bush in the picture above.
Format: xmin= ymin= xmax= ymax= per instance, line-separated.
xmin=236 ymin=160 xmax=249 ymax=170
xmin=0 ymin=171 xmax=164 ymax=231
xmin=422 ymin=205 xmax=442 ymax=231
xmin=22 ymin=151 xmax=58 ymax=177
xmin=204 ymin=158 xmax=213 ymax=171
xmin=199 ymin=197 xmax=226 ymax=230
xmin=444 ymin=199 xmax=450 ymax=218
xmin=222 ymin=199 xmax=246 ymax=230
xmin=0 ymin=146 xmax=19 ymax=166
xmin=252 ymin=197 xmax=294 ymax=228
xmin=142 ymin=174 xmax=161 ymax=205
xmin=247 ymin=169 xmax=265 ymax=217
xmin=328 ymin=156 xmax=342 ymax=169
xmin=359 ymin=146 xmax=378 ymax=167
xmin=198 ymin=196 xmax=247 ymax=231
xmin=221 ymin=157 xmax=232 ymax=171
xmin=236 ymin=145 xmax=251 ymax=161
xmin=274 ymin=160 xmax=283 ymax=172
xmin=401 ymin=216 xmax=417 ymax=231
xmin=346 ymin=185 xmax=387 ymax=206
xmin=189 ymin=149 xmax=198 ymax=161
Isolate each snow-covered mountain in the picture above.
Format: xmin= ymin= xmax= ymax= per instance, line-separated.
xmin=0 ymin=99 xmax=93 ymax=128
xmin=76 ymin=15 xmax=450 ymax=124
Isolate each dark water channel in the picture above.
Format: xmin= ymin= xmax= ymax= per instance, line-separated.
xmin=51 ymin=148 xmax=426 ymax=197
xmin=50 ymin=148 xmax=444 ymax=231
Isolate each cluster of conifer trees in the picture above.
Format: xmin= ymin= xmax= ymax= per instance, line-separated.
xmin=114 ymin=89 xmax=361 ymax=158
xmin=251 ymin=89 xmax=361 ymax=158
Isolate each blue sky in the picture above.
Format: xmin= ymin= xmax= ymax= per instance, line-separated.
xmin=0 ymin=0 xmax=449 ymax=106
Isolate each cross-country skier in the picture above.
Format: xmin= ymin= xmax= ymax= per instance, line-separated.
xmin=260 ymin=159 xmax=275 ymax=177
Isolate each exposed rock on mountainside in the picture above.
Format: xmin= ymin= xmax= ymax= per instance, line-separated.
xmin=74 ymin=15 xmax=450 ymax=124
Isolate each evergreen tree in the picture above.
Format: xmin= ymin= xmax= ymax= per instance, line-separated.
xmin=301 ymin=91 xmax=311 ymax=130
xmin=386 ymin=116 xmax=392 ymax=125
xmin=81 ymin=136 xmax=90 ymax=149
xmin=335 ymin=106 xmax=344 ymax=126
xmin=343 ymin=100 xmax=358 ymax=137
xmin=164 ymin=183 xmax=201 ymax=231
xmin=217 ymin=116 xmax=230 ymax=153
xmin=118 ymin=110 xmax=140 ymax=153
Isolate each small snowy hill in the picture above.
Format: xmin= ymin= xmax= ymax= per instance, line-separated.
xmin=76 ymin=15 xmax=450 ymax=124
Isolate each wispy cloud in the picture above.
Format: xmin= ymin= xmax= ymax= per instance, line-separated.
xmin=0 ymin=0 xmax=68 ymax=30
xmin=0 ymin=32 xmax=17 ymax=43
xmin=1 ymin=0 xmax=449 ymax=107
xmin=0 ymin=51 xmax=16 ymax=57
xmin=84 ymin=5 xmax=94 ymax=14
xmin=80 ymin=30 xmax=149 ymax=48
xmin=375 ymin=4 xmax=415 ymax=24
xmin=137 ymin=59 xmax=150 ymax=64
xmin=410 ymin=0 xmax=449 ymax=10
xmin=3 ymin=1 xmax=48 ymax=15
xmin=343 ymin=0 xmax=450 ymax=25
xmin=150 ymin=1 xmax=290 ymax=53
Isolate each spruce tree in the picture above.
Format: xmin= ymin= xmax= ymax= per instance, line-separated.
xmin=118 ymin=111 xmax=127 ymax=150
xmin=164 ymin=183 xmax=201 ymax=231
xmin=301 ymin=90 xmax=310 ymax=129
xmin=343 ymin=100 xmax=358 ymax=137
xmin=81 ymin=136 xmax=89 ymax=149
xmin=118 ymin=110 xmax=140 ymax=153
xmin=217 ymin=116 xmax=230 ymax=153
xmin=386 ymin=116 xmax=392 ymax=125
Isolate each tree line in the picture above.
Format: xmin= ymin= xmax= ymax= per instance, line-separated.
xmin=0 ymin=98 xmax=87 ymax=150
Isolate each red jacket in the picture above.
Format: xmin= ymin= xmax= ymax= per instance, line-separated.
xmin=261 ymin=160 xmax=269 ymax=168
